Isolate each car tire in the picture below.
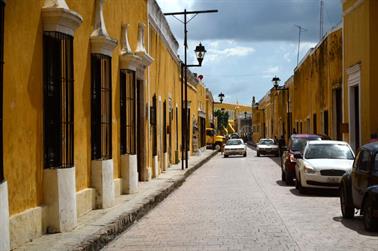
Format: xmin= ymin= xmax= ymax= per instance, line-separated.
xmin=224 ymin=154 xmax=228 ymax=158
xmin=363 ymin=196 xmax=378 ymax=231
xmin=257 ymin=151 xmax=260 ymax=157
xmin=296 ymin=173 xmax=306 ymax=194
xmin=243 ymin=152 xmax=247 ymax=157
xmin=340 ymin=180 xmax=354 ymax=219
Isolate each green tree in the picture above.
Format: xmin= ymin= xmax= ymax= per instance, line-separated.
xmin=214 ymin=109 xmax=229 ymax=133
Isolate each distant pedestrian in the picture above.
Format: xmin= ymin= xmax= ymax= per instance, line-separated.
xmin=278 ymin=135 xmax=286 ymax=156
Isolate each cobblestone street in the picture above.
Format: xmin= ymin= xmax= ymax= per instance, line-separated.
xmin=103 ymin=147 xmax=378 ymax=251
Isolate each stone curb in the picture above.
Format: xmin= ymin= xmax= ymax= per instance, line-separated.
xmin=73 ymin=150 xmax=219 ymax=251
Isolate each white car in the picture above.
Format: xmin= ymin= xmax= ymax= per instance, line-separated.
xmin=256 ymin=138 xmax=279 ymax=157
xmin=295 ymin=140 xmax=355 ymax=193
xmin=224 ymin=139 xmax=247 ymax=157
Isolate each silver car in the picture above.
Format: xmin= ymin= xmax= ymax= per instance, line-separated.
xmin=224 ymin=139 xmax=247 ymax=158
xmin=256 ymin=138 xmax=279 ymax=157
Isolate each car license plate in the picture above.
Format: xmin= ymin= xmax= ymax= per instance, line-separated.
xmin=327 ymin=177 xmax=338 ymax=183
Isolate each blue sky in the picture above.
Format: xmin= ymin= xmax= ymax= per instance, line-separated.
xmin=156 ymin=0 xmax=342 ymax=105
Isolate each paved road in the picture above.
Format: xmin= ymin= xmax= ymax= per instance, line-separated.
xmin=103 ymin=147 xmax=378 ymax=251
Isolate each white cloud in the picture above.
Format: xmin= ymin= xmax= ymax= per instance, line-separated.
xmin=157 ymin=0 xmax=195 ymax=12
xmin=206 ymin=45 xmax=255 ymax=62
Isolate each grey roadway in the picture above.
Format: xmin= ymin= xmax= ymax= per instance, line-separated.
xmin=103 ymin=147 xmax=378 ymax=251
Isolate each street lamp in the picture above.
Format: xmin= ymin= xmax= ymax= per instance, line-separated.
xmin=271 ymin=76 xmax=291 ymax=141
xmin=194 ymin=43 xmax=206 ymax=66
xmin=272 ymin=76 xmax=281 ymax=89
xmin=218 ymin=92 xmax=225 ymax=103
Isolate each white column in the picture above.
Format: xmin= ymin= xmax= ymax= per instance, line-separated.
xmin=43 ymin=168 xmax=77 ymax=233
xmin=91 ymin=159 xmax=115 ymax=209
xmin=121 ymin=154 xmax=138 ymax=194
xmin=0 ymin=181 xmax=10 ymax=251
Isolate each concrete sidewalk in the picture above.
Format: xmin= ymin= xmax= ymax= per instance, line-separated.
xmin=15 ymin=150 xmax=218 ymax=251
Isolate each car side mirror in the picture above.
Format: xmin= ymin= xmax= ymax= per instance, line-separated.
xmin=294 ymin=153 xmax=303 ymax=159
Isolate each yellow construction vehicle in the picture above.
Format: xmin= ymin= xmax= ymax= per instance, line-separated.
xmin=206 ymin=128 xmax=225 ymax=149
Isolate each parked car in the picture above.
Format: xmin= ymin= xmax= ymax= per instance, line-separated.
xmin=340 ymin=142 xmax=378 ymax=231
xmin=224 ymin=138 xmax=247 ymax=157
xmin=295 ymin=140 xmax=354 ymax=193
xmin=281 ymin=134 xmax=322 ymax=185
xmin=256 ymin=138 xmax=279 ymax=157
xmin=229 ymin=133 xmax=240 ymax=139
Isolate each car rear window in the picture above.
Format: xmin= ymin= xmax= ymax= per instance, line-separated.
xmin=259 ymin=139 xmax=274 ymax=145
xmin=291 ymin=137 xmax=320 ymax=152
xmin=226 ymin=139 xmax=242 ymax=145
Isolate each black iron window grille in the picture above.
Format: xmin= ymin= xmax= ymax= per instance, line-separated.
xmin=43 ymin=31 xmax=74 ymax=168
xmin=120 ymin=70 xmax=136 ymax=155
xmin=163 ymin=101 xmax=167 ymax=153
xmin=200 ymin=117 xmax=206 ymax=147
xmin=0 ymin=1 xmax=4 ymax=181
xmin=151 ymin=95 xmax=157 ymax=156
xmin=176 ymin=107 xmax=178 ymax=151
xmin=91 ymin=54 xmax=112 ymax=160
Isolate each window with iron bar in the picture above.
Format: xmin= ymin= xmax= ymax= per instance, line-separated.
xmin=151 ymin=95 xmax=157 ymax=156
xmin=120 ymin=70 xmax=136 ymax=155
xmin=163 ymin=101 xmax=167 ymax=153
xmin=0 ymin=2 xmax=4 ymax=180
xmin=43 ymin=31 xmax=74 ymax=168
xmin=91 ymin=54 xmax=112 ymax=160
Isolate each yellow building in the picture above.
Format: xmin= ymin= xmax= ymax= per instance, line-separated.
xmin=0 ymin=0 xmax=213 ymax=249
xmin=214 ymin=102 xmax=252 ymax=137
xmin=342 ymin=0 xmax=378 ymax=150
xmin=252 ymin=26 xmax=342 ymax=144
xmin=293 ymin=26 xmax=342 ymax=140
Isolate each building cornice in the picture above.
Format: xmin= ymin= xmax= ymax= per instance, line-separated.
xmin=42 ymin=0 xmax=83 ymax=36
xmin=148 ymin=0 xmax=180 ymax=62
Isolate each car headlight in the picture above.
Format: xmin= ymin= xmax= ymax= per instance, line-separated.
xmin=303 ymin=165 xmax=316 ymax=174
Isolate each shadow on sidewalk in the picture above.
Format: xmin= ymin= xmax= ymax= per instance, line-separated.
xmin=333 ymin=216 xmax=378 ymax=237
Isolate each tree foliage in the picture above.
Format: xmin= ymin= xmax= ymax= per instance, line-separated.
xmin=214 ymin=109 xmax=229 ymax=133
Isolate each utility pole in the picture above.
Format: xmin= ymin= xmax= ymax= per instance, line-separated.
xmin=295 ymin=24 xmax=307 ymax=66
xmin=320 ymin=0 xmax=324 ymax=40
xmin=165 ymin=9 xmax=217 ymax=170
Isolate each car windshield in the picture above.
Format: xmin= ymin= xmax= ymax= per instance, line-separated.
xmin=226 ymin=139 xmax=243 ymax=145
xmin=304 ymin=144 xmax=354 ymax=160
xmin=291 ymin=137 xmax=320 ymax=152
xmin=259 ymin=139 xmax=274 ymax=145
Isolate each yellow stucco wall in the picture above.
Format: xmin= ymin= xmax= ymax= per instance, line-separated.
xmin=293 ymin=27 xmax=342 ymax=138
xmin=3 ymin=0 xmax=149 ymax=215
xmin=4 ymin=0 xmax=44 ymax=215
xmin=343 ymin=0 xmax=378 ymax=144
xmin=148 ymin=24 xmax=181 ymax=169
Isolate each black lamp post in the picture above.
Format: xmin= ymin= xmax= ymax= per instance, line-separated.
xmin=218 ymin=92 xmax=225 ymax=103
xmin=165 ymin=9 xmax=217 ymax=170
xmin=271 ymin=76 xmax=291 ymax=140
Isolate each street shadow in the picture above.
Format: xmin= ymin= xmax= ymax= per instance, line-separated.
xmin=276 ymin=180 xmax=292 ymax=187
xmin=289 ymin=188 xmax=339 ymax=197
xmin=333 ymin=216 xmax=378 ymax=236
xmin=268 ymin=156 xmax=281 ymax=167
